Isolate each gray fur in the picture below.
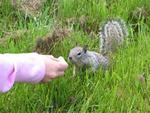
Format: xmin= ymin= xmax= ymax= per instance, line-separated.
xmin=99 ymin=19 xmax=128 ymax=54
xmin=68 ymin=46 xmax=109 ymax=72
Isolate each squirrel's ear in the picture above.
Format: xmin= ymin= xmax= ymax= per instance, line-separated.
xmin=83 ymin=45 xmax=88 ymax=53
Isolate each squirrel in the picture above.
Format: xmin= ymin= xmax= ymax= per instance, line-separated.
xmin=68 ymin=46 xmax=109 ymax=72
xmin=68 ymin=19 xmax=128 ymax=75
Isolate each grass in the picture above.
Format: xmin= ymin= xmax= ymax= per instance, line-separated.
xmin=0 ymin=0 xmax=150 ymax=113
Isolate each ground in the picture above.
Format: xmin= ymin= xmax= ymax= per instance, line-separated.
xmin=0 ymin=0 xmax=150 ymax=113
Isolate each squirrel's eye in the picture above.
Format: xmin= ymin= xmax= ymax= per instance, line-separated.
xmin=77 ymin=52 xmax=81 ymax=56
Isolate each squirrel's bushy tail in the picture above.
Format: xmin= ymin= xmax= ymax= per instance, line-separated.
xmin=99 ymin=19 xmax=128 ymax=54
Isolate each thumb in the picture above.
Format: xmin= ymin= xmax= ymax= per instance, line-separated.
xmin=58 ymin=56 xmax=68 ymax=68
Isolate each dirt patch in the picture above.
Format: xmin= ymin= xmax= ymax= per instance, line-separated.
xmin=34 ymin=27 xmax=72 ymax=54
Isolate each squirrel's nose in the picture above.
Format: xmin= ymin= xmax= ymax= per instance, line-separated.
xmin=69 ymin=56 xmax=72 ymax=60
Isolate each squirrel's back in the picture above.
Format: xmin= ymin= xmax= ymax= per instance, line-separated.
xmin=99 ymin=19 xmax=128 ymax=54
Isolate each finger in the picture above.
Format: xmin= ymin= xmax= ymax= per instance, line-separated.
xmin=47 ymin=55 xmax=58 ymax=60
xmin=56 ymin=62 xmax=68 ymax=71
xmin=58 ymin=57 xmax=68 ymax=67
xmin=58 ymin=56 xmax=65 ymax=62
xmin=58 ymin=71 xmax=64 ymax=76
xmin=49 ymin=71 xmax=64 ymax=79
xmin=51 ymin=57 xmax=60 ymax=61
xmin=51 ymin=56 xmax=67 ymax=63
xmin=45 ymin=56 xmax=68 ymax=71
xmin=49 ymin=55 xmax=54 ymax=58
xmin=49 ymin=56 xmax=65 ymax=62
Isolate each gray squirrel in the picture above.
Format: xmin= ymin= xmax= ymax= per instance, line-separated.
xmin=68 ymin=19 xmax=128 ymax=74
xmin=68 ymin=46 xmax=109 ymax=72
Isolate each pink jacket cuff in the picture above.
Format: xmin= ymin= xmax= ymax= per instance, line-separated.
xmin=0 ymin=53 xmax=45 ymax=93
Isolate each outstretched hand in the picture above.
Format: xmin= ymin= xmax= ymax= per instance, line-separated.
xmin=41 ymin=55 xmax=68 ymax=82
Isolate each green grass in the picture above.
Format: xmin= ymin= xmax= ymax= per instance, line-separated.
xmin=0 ymin=0 xmax=150 ymax=113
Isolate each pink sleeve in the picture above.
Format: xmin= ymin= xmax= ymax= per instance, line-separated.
xmin=0 ymin=53 xmax=45 ymax=93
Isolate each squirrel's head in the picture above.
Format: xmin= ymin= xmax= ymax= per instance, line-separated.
xmin=68 ymin=46 xmax=87 ymax=65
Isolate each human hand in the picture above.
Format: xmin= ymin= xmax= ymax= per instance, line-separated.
xmin=41 ymin=55 xmax=68 ymax=82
